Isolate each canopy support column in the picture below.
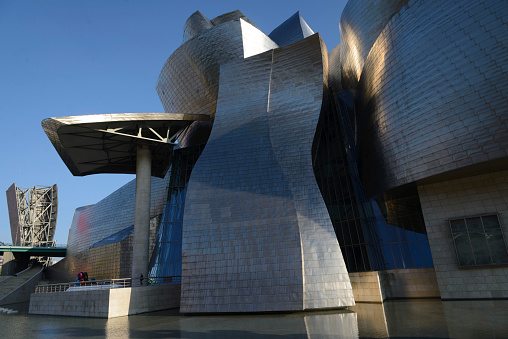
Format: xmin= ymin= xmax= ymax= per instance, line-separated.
xmin=132 ymin=145 xmax=151 ymax=286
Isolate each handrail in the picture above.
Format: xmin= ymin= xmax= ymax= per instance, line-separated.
xmin=146 ymin=276 xmax=181 ymax=285
xmin=0 ymin=264 xmax=38 ymax=285
xmin=35 ymin=278 xmax=132 ymax=293
xmin=35 ymin=276 xmax=181 ymax=293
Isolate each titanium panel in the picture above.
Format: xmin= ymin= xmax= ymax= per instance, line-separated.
xmin=357 ymin=0 xmax=508 ymax=195
xmin=181 ymin=34 xmax=353 ymax=313
xmin=66 ymin=172 xmax=169 ymax=256
xmin=339 ymin=0 xmax=408 ymax=89
xmin=182 ymin=11 xmax=213 ymax=44
xmin=156 ymin=19 xmax=278 ymax=122
xmin=210 ymin=10 xmax=257 ymax=28
xmin=328 ymin=44 xmax=342 ymax=91
xmin=268 ymin=35 xmax=353 ymax=310
xmin=182 ymin=9 xmax=258 ymax=44
xmin=268 ymin=11 xmax=314 ymax=47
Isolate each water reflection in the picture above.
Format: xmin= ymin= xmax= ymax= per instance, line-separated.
xmin=2 ymin=299 xmax=508 ymax=338
xmin=352 ymin=300 xmax=449 ymax=338
xmin=442 ymin=300 xmax=508 ymax=339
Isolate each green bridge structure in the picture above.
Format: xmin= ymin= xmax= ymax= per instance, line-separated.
xmin=0 ymin=245 xmax=66 ymax=257
xmin=0 ymin=245 xmax=66 ymax=276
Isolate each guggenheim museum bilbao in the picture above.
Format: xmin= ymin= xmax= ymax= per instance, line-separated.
xmin=43 ymin=0 xmax=508 ymax=313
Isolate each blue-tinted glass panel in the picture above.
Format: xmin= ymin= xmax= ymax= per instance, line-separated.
xmin=385 ymin=224 xmax=399 ymax=243
xmin=418 ymin=240 xmax=434 ymax=267
xmin=400 ymin=242 xmax=416 ymax=268
xmin=415 ymin=232 xmax=428 ymax=241
xmin=381 ymin=244 xmax=396 ymax=269
xmin=396 ymin=227 xmax=407 ymax=242
xmin=313 ymin=91 xmax=432 ymax=272
xmin=391 ymin=244 xmax=404 ymax=268
xmin=149 ymin=144 xmax=205 ymax=282
xmin=405 ymin=229 xmax=418 ymax=241
xmin=409 ymin=241 xmax=426 ymax=267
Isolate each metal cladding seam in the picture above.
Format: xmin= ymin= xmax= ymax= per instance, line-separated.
xmin=357 ymin=0 xmax=508 ymax=196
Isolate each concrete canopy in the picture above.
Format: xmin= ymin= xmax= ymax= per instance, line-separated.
xmin=42 ymin=113 xmax=210 ymax=178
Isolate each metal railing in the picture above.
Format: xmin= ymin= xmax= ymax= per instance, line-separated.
xmin=35 ymin=276 xmax=181 ymax=293
xmin=35 ymin=278 xmax=132 ymax=293
xmin=145 ymin=276 xmax=181 ymax=285
xmin=0 ymin=242 xmax=66 ymax=248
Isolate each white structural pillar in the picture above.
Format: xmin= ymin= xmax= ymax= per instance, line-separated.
xmin=132 ymin=145 xmax=151 ymax=286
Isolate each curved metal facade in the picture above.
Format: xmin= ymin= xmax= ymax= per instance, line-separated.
xmin=157 ymin=18 xmax=278 ymax=149
xmin=66 ymin=174 xmax=169 ymax=256
xmin=357 ymin=0 xmax=508 ymax=195
xmin=182 ymin=11 xmax=213 ymax=44
xmin=338 ymin=0 xmax=408 ymax=90
xmin=156 ymin=19 xmax=278 ymax=119
xmin=181 ymin=34 xmax=353 ymax=313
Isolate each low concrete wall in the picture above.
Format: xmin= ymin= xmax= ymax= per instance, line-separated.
xmin=350 ymin=267 xmax=440 ymax=303
xmin=29 ymin=283 xmax=181 ymax=318
xmin=1 ymin=252 xmax=16 ymax=276
xmin=350 ymin=271 xmax=384 ymax=303
xmin=0 ymin=267 xmax=44 ymax=305
xmin=379 ymin=268 xmax=440 ymax=299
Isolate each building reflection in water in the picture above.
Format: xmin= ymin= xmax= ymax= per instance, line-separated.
xmin=352 ymin=299 xmax=508 ymax=339
xmin=353 ymin=300 xmax=448 ymax=338
xmin=304 ymin=311 xmax=358 ymax=338
xmin=5 ymin=300 xmax=508 ymax=338
xmin=442 ymin=300 xmax=508 ymax=339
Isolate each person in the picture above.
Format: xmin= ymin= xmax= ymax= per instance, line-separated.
xmin=140 ymin=273 xmax=143 ymax=286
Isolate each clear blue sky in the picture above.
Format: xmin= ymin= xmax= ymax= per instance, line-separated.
xmin=0 ymin=0 xmax=348 ymax=245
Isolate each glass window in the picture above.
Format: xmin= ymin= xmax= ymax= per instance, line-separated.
xmin=449 ymin=214 xmax=508 ymax=267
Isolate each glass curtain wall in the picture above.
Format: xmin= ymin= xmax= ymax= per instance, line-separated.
xmin=313 ymin=90 xmax=433 ymax=272
xmin=148 ymin=144 xmax=204 ymax=283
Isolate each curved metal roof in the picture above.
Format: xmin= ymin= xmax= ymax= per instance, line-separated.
xmin=42 ymin=113 xmax=210 ymax=178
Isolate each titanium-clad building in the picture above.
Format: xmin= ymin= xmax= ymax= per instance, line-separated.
xmin=45 ymin=0 xmax=508 ymax=313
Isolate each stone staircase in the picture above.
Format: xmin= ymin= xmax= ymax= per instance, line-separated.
xmin=0 ymin=266 xmax=43 ymax=303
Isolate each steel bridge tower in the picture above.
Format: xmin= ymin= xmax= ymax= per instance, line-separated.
xmin=6 ymin=184 xmax=58 ymax=264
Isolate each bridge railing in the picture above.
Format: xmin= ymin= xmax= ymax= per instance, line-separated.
xmin=35 ymin=278 xmax=132 ymax=293
xmin=0 ymin=243 xmax=67 ymax=248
